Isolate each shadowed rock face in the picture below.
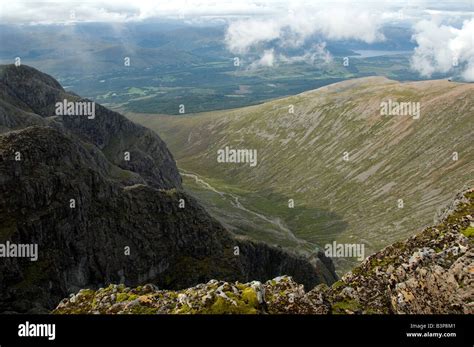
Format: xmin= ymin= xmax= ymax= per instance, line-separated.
xmin=0 ymin=65 xmax=336 ymax=313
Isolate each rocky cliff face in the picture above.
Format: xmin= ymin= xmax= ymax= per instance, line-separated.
xmin=0 ymin=65 xmax=336 ymax=313
xmin=54 ymin=189 xmax=473 ymax=314
xmin=0 ymin=64 xmax=182 ymax=190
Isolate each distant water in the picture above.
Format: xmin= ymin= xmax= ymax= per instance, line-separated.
xmin=349 ymin=50 xmax=413 ymax=58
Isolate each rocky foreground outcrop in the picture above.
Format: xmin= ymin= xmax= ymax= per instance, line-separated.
xmin=0 ymin=65 xmax=336 ymax=313
xmin=55 ymin=189 xmax=473 ymax=314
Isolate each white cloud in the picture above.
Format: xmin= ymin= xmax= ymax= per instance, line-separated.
xmin=0 ymin=0 xmax=283 ymax=24
xmin=226 ymin=19 xmax=282 ymax=54
xmin=225 ymin=6 xmax=386 ymax=54
xmin=311 ymin=8 xmax=385 ymax=43
xmin=224 ymin=3 xmax=390 ymax=69
xmin=247 ymin=42 xmax=332 ymax=70
xmin=463 ymin=64 xmax=474 ymax=81
xmin=250 ymin=48 xmax=276 ymax=68
xmin=279 ymin=43 xmax=333 ymax=65
xmin=1 ymin=0 xmax=472 ymax=25
xmin=410 ymin=19 xmax=474 ymax=81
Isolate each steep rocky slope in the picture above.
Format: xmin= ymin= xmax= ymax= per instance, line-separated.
xmin=129 ymin=77 xmax=474 ymax=272
xmin=0 ymin=65 xmax=336 ymax=313
xmin=54 ymin=188 xmax=474 ymax=314
xmin=0 ymin=64 xmax=182 ymax=189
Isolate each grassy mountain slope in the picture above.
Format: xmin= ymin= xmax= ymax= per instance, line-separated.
xmin=128 ymin=77 xmax=474 ymax=272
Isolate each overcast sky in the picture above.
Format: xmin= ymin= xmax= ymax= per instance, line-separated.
xmin=0 ymin=0 xmax=472 ymax=25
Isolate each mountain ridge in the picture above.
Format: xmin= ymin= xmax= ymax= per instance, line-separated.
xmin=0 ymin=64 xmax=336 ymax=313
